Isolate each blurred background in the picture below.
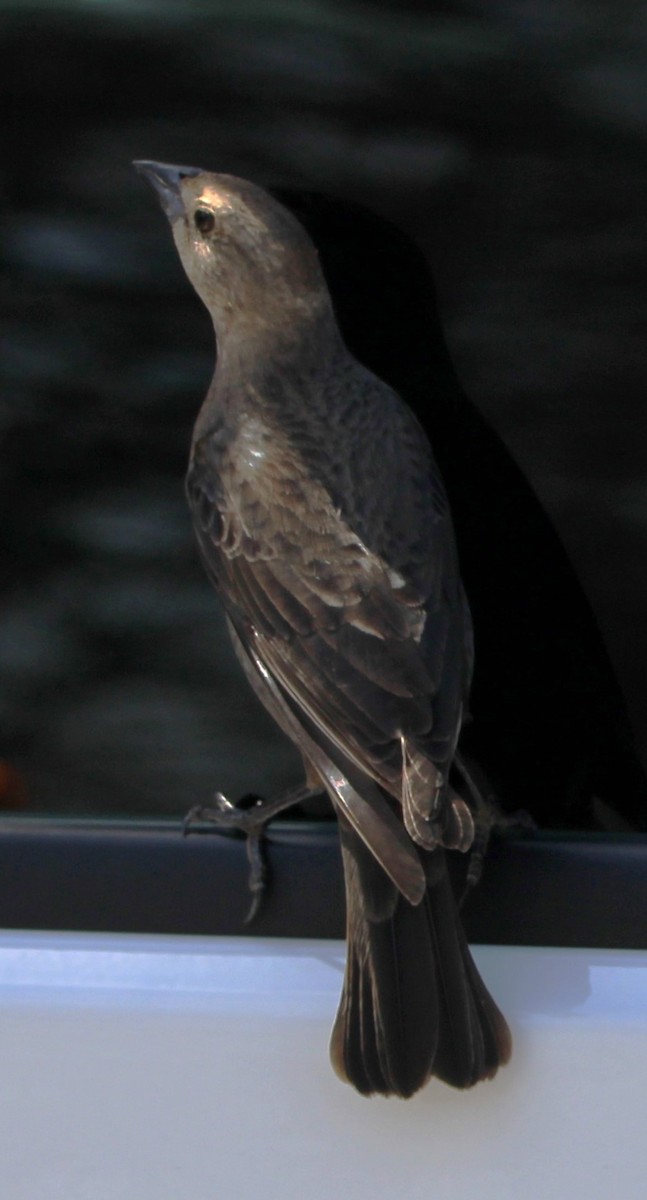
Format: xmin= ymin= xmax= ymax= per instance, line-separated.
xmin=1 ymin=0 xmax=645 ymax=818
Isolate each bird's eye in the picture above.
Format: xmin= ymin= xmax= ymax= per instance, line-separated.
xmin=194 ymin=209 xmax=215 ymax=234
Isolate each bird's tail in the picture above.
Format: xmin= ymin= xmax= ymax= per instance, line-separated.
xmin=330 ymin=822 xmax=511 ymax=1098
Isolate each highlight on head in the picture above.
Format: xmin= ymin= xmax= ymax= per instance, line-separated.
xmin=171 ymin=170 xmax=328 ymax=322
xmin=178 ymin=172 xmax=314 ymax=255
xmin=136 ymin=160 xmax=333 ymax=337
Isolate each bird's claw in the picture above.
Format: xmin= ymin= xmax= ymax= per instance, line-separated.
xmin=183 ymin=791 xmax=272 ymax=922
xmin=213 ymin=790 xmax=236 ymax=814
xmin=183 ymin=791 xmax=266 ymax=833
xmin=244 ymin=829 xmax=269 ymax=925
xmin=183 ymin=781 xmax=322 ymax=920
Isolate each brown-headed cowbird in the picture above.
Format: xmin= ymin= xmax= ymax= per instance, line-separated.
xmin=135 ymin=160 xmax=511 ymax=1097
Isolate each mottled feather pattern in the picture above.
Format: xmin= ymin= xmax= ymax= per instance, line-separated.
xmin=186 ymin=358 xmax=469 ymax=834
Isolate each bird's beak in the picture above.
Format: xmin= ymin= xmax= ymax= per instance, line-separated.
xmin=133 ymin=160 xmax=203 ymax=223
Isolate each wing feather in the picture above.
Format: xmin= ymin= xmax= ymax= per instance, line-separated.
xmin=186 ymin=370 xmax=471 ymax=854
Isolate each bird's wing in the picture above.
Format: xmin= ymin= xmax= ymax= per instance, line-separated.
xmin=186 ymin=379 xmax=470 ymax=852
xmin=225 ymin=610 xmax=428 ymax=905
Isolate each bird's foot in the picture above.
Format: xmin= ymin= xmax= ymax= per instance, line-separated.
xmin=453 ymin=752 xmax=536 ymax=907
xmin=183 ymin=783 xmax=323 ymax=923
xmin=183 ymin=790 xmax=268 ymax=836
xmin=460 ymin=796 xmax=536 ymax=907
xmin=467 ymin=803 xmax=536 ymax=892
xmin=183 ymin=792 xmax=271 ymax=924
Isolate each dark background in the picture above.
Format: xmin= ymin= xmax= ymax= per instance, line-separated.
xmin=1 ymin=0 xmax=645 ymax=817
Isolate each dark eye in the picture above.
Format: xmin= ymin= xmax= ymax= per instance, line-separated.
xmin=194 ymin=209 xmax=215 ymax=234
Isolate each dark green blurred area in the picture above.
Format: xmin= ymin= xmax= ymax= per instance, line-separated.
xmin=1 ymin=0 xmax=645 ymax=815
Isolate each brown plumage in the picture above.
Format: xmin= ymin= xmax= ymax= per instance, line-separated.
xmin=135 ymin=160 xmax=511 ymax=1097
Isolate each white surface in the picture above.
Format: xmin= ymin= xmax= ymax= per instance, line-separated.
xmin=0 ymin=931 xmax=646 ymax=1200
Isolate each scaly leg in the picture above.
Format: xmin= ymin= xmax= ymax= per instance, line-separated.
xmin=454 ymin=752 xmax=535 ymax=908
xmin=184 ymin=781 xmax=324 ymax=923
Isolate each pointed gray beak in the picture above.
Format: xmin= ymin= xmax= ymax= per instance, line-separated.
xmin=134 ymin=160 xmax=203 ymax=223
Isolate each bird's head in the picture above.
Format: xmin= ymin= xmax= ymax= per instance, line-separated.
xmin=134 ymin=161 xmax=332 ymax=347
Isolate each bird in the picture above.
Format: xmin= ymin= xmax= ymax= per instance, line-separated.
xmin=135 ymin=160 xmax=512 ymax=1098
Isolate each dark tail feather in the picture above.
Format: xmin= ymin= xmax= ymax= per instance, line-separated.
xmin=330 ymin=824 xmax=511 ymax=1098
